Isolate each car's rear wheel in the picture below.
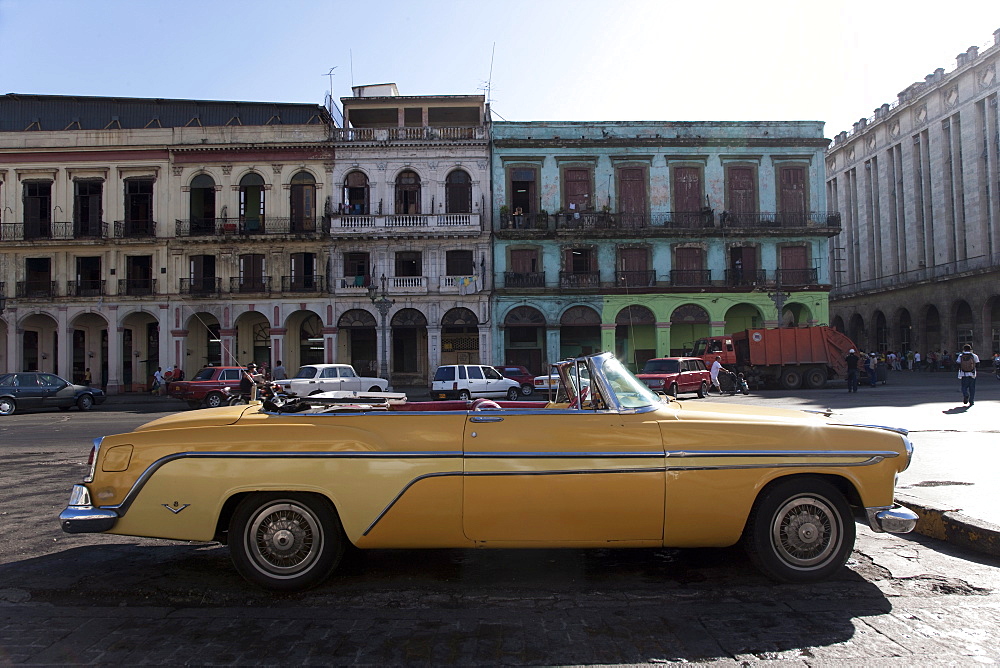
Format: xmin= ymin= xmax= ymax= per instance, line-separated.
xmin=743 ymin=477 xmax=855 ymax=583
xmin=779 ymin=368 xmax=803 ymax=390
xmin=506 ymin=387 xmax=520 ymax=401
xmin=229 ymin=493 xmax=345 ymax=592
xmin=204 ymin=392 xmax=225 ymax=408
xmin=458 ymin=390 xmax=471 ymax=401
xmin=669 ymin=382 xmax=679 ymax=397
xmin=697 ymin=381 xmax=707 ymax=398
xmin=367 ymin=386 xmax=382 ymax=392
xmin=77 ymin=394 xmax=94 ymax=411
xmin=0 ymin=397 xmax=16 ymax=416
xmin=520 ymin=383 xmax=533 ymax=396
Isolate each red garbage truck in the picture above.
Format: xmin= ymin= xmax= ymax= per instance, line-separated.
xmin=691 ymin=326 xmax=857 ymax=390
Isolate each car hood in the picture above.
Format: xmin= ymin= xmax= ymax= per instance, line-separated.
xmin=132 ymin=404 xmax=253 ymax=432
xmin=667 ymin=398 xmax=834 ymax=425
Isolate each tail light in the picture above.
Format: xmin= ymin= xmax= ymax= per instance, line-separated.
xmin=453 ymin=382 xmax=458 ymax=390
xmin=83 ymin=437 xmax=104 ymax=483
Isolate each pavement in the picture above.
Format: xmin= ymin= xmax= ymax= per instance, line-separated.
xmin=106 ymin=370 xmax=1000 ymax=559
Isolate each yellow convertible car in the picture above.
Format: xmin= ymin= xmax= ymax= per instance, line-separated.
xmin=60 ymin=352 xmax=917 ymax=591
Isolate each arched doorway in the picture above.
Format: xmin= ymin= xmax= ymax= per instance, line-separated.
xmin=445 ymin=169 xmax=472 ymax=214
xmin=189 ymin=173 xmax=216 ymax=235
xmin=614 ymin=305 xmax=655 ymax=372
xmin=989 ymin=297 xmax=1000 ymax=354
xmin=343 ymin=171 xmax=369 ymax=215
xmin=391 ymin=308 xmax=428 ymax=384
xmin=338 ymin=309 xmax=377 ymax=376
xmin=781 ymin=302 xmax=812 ymax=327
xmin=669 ymin=304 xmax=709 ymax=355
xmin=724 ymin=303 xmax=763 ymax=334
xmin=70 ymin=312 xmax=109 ymax=387
xmin=559 ymin=305 xmax=601 ymax=359
xmin=185 ymin=311 xmax=221 ymax=370
xmin=873 ymin=311 xmax=888 ymax=352
xmin=922 ymin=305 xmax=941 ymax=353
xmin=239 ymin=172 xmax=266 ymax=231
xmin=19 ymin=313 xmax=58 ymax=374
xmin=955 ymin=300 xmax=974 ymax=351
xmin=895 ymin=309 xmax=912 ymax=353
xmin=848 ymin=313 xmax=865 ymax=350
xmin=234 ymin=311 xmax=271 ymax=368
xmin=298 ymin=312 xmax=324 ymax=366
xmin=831 ymin=315 xmax=846 ymax=334
xmin=503 ymin=305 xmax=546 ymax=374
xmin=395 ymin=170 xmax=421 ymax=215
xmin=441 ymin=307 xmax=480 ymax=365
xmin=290 ymin=171 xmax=317 ymax=232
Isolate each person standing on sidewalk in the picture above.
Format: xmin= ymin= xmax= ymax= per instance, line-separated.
xmin=710 ymin=356 xmax=723 ymax=394
xmin=956 ymin=344 xmax=980 ymax=406
xmin=845 ymin=349 xmax=859 ymax=393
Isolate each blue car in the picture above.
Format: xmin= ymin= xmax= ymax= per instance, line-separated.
xmin=0 ymin=372 xmax=106 ymax=416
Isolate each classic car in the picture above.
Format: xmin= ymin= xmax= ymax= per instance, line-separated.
xmin=273 ymin=364 xmax=387 ymax=396
xmin=59 ymin=351 xmax=917 ymax=592
xmin=0 ymin=372 xmax=106 ymax=416
xmin=635 ymin=357 xmax=712 ymax=398
xmin=167 ymin=366 xmax=245 ymax=409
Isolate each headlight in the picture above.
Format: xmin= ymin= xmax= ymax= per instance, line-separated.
xmin=647 ymin=379 xmax=663 ymax=387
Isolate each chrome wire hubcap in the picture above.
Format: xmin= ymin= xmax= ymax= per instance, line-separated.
xmin=771 ymin=496 xmax=840 ymax=567
xmin=247 ymin=503 xmax=322 ymax=577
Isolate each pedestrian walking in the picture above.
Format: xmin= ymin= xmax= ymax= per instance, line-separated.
xmin=914 ymin=351 xmax=921 ymax=371
xmin=710 ymin=356 xmax=723 ymax=394
xmin=956 ymin=344 xmax=980 ymax=406
xmin=845 ymin=349 xmax=859 ymax=393
xmin=152 ymin=367 xmax=166 ymax=396
xmin=272 ymin=360 xmax=287 ymax=381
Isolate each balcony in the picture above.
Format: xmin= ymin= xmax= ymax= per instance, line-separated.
xmin=499 ymin=212 xmax=549 ymax=230
xmin=615 ymin=270 xmax=656 ymax=288
xmin=16 ymin=280 xmax=57 ymax=298
xmin=0 ymin=221 xmax=108 ymax=241
xmin=175 ymin=217 xmax=327 ymax=238
xmin=559 ymin=271 xmax=600 ymax=290
xmin=118 ymin=278 xmax=156 ymax=296
xmin=332 ymin=275 xmax=372 ymax=296
xmin=724 ymin=269 xmax=767 ymax=287
xmin=332 ymin=126 xmax=487 ymax=142
xmin=331 ymin=213 xmax=480 ymax=237
xmin=720 ymin=211 xmax=841 ymax=230
xmin=180 ymin=277 xmax=222 ymax=296
xmin=66 ymin=279 xmax=106 ymax=297
xmin=670 ymin=269 xmax=712 ymax=287
xmin=282 ymin=275 xmax=326 ymax=293
xmin=662 ymin=210 xmax=715 ymax=229
xmin=114 ymin=220 xmax=157 ymax=238
xmin=384 ymin=275 xmax=428 ymax=295
xmin=230 ymin=276 xmax=272 ymax=295
xmin=554 ymin=212 xmax=653 ymax=232
xmin=775 ymin=268 xmax=819 ymax=286
xmin=504 ymin=271 xmax=545 ymax=289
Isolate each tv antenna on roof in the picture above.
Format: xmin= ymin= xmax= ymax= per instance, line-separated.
xmin=322 ymin=67 xmax=338 ymax=101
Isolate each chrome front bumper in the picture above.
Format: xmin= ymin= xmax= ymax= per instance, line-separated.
xmin=59 ymin=484 xmax=118 ymax=534
xmin=865 ymin=504 xmax=919 ymax=533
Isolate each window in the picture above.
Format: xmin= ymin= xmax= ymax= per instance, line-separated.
xmin=125 ymin=255 xmax=154 ymax=295
xmin=343 ymin=171 xmax=369 ymax=215
xmin=617 ymin=247 xmax=651 ymax=287
xmin=290 ymin=171 xmax=316 ymax=231
xmin=290 ymin=252 xmax=317 ymax=290
xmin=220 ymin=369 xmax=242 ymax=382
xmin=563 ymin=168 xmax=592 ymax=212
xmin=565 ymin=247 xmax=595 ymax=273
xmin=239 ymin=172 xmax=265 ymax=231
xmin=394 ymin=251 xmax=421 ymax=277
xmin=509 ymin=167 xmax=537 ymax=213
xmin=124 ymin=178 xmax=153 ymax=228
xmin=617 ymin=167 xmax=647 ymax=226
xmin=395 ymin=170 xmax=421 ymax=214
xmin=728 ymin=246 xmax=757 ymax=285
xmin=23 ymin=257 xmax=52 ymax=297
xmin=189 ymin=255 xmax=216 ymax=294
xmin=75 ymin=256 xmax=102 ymax=296
xmin=778 ymin=246 xmax=812 ymax=285
xmin=239 ymin=254 xmax=266 ymax=292
xmin=467 ymin=366 xmax=484 ymax=380
xmin=23 ymin=181 xmax=52 ymax=239
xmin=672 ymin=167 xmax=702 ymax=212
xmin=446 ymin=250 xmax=474 ymax=276
xmin=73 ymin=180 xmax=103 ymax=237
xmin=344 ymin=252 xmax=370 ymax=286
xmin=778 ymin=166 xmax=807 ymax=223
xmin=726 ymin=165 xmax=757 ymax=221
xmin=510 ymin=249 xmax=538 ymax=273
xmin=445 ymin=170 xmax=472 ymax=213
xmin=189 ymin=174 xmax=216 ymax=235
xmin=672 ymin=247 xmax=706 ymax=286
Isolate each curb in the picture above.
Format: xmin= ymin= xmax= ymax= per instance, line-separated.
xmin=896 ymin=492 xmax=1000 ymax=558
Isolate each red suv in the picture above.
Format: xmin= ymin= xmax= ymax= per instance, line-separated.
xmin=495 ymin=365 xmax=535 ymax=396
xmin=167 ymin=366 xmax=244 ymax=408
xmin=635 ymin=357 xmax=711 ymax=398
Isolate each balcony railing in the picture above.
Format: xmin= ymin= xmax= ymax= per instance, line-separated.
xmin=117 ymin=278 xmax=157 ymax=296
xmin=724 ymin=269 xmax=767 ymax=287
xmin=176 ymin=217 xmax=326 ymax=237
xmin=504 ymin=271 xmax=546 ymax=288
xmin=0 ymin=221 xmax=105 ymax=241
xmin=775 ymin=268 xmax=819 ymax=286
xmin=615 ymin=270 xmax=656 ymax=288
xmin=554 ymin=212 xmax=654 ymax=231
xmin=230 ymin=276 xmax=271 ymax=294
xmin=66 ymin=279 xmax=106 ymax=297
xmin=282 ymin=275 xmax=326 ymax=293
xmin=661 ymin=211 xmax=715 ymax=229
xmin=559 ymin=271 xmax=600 ymax=289
xmin=16 ymin=280 xmax=57 ymax=298
xmin=670 ymin=269 xmax=712 ymax=286
xmin=385 ymin=275 xmax=428 ymax=294
xmin=720 ymin=211 xmax=842 ymax=229
xmin=499 ymin=213 xmax=549 ymax=230
xmin=114 ymin=220 xmax=157 ymax=238
xmin=332 ymin=213 xmax=480 ymax=235
xmin=332 ymin=126 xmax=486 ymax=142
xmin=73 ymin=221 xmax=108 ymax=239
xmin=180 ymin=277 xmax=222 ymax=296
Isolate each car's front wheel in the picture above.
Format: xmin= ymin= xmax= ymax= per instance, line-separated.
xmin=229 ymin=493 xmax=345 ymax=592
xmin=697 ymin=381 xmax=708 ymax=398
xmin=458 ymin=390 xmax=471 ymax=401
xmin=743 ymin=476 xmax=855 ymax=583
xmin=0 ymin=397 xmax=16 ymax=416
xmin=669 ymin=382 xmax=679 ymax=397
xmin=77 ymin=394 xmax=94 ymax=411
xmin=204 ymin=392 xmax=225 ymax=408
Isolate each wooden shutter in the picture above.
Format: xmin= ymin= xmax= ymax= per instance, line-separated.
xmin=779 ymin=166 xmax=806 ymax=215
xmin=618 ymin=168 xmax=646 ymax=214
xmin=675 ymin=247 xmax=703 ymax=271
xmin=564 ymin=169 xmax=591 ymax=212
xmin=619 ymin=247 xmax=647 ymax=271
xmin=510 ymin=249 xmax=537 ymax=273
xmin=673 ymin=167 xmax=701 ymax=211
xmin=780 ymin=246 xmax=808 ymax=270
xmin=727 ymin=167 xmax=756 ymax=214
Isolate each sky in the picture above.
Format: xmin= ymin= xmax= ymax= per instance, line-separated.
xmin=1 ymin=0 xmax=998 ymax=139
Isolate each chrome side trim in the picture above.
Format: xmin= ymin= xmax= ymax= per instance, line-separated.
xmin=665 ymin=449 xmax=898 ymax=459
xmin=865 ymin=505 xmax=919 ymax=533
xmin=833 ymin=423 xmax=909 ymax=437
xmin=361 ymin=471 xmax=461 ymax=536
xmin=669 ymin=457 xmax=885 ymax=471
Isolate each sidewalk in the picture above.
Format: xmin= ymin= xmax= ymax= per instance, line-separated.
xmin=105 ymin=370 xmax=1000 ymax=558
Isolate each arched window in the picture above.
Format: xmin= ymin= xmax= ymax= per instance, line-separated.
xmin=445 ymin=169 xmax=472 ymax=213
xmin=189 ymin=174 xmax=216 ymax=235
xmin=343 ymin=171 xmax=369 ymax=215
xmin=239 ymin=172 xmax=265 ymax=231
xmin=395 ymin=170 xmax=420 ymax=215
xmin=290 ymin=171 xmax=316 ymax=232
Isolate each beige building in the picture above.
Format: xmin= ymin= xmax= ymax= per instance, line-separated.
xmin=826 ymin=30 xmax=1000 ymax=357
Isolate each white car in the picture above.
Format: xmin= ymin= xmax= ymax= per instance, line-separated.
xmin=430 ymin=364 xmax=521 ymax=401
xmin=275 ymin=364 xmax=387 ymax=396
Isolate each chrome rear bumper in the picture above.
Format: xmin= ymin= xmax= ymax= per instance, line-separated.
xmin=865 ymin=504 xmax=919 ymax=533
xmin=59 ymin=484 xmax=118 ymax=533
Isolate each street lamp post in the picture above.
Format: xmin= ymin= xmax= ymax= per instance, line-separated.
xmin=367 ymin=274 xmax=395 ymax=389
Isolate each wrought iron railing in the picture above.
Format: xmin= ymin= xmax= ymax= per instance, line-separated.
xmin=180 ymin=277 xmax=222 ymax=296
xmin=559 ymin=271 xmax=601 ymax=289
xmin=66 ymin=280 xmax=106 ymax=297
xmin=504 ymin=271 xmax=546 ymax=288
xmin=670 ymin=269 xmax=712 ymax=286
xmin=282 ymin=275 xmax=326 ymax=293
xmin=73 ymin=221 xmax=108 ymax=239
xmin=500 ymin=212 xmax=549 ymax=230
xmin=175 ymin=217 xmax=325 ymax=237
xmin=332 ymin=126 xmax=486 ymax=142
xmin=661 ymin=211 xmax=715 ymax=229
xmin=719 ymin=211 xmax=842 ymax=229
xmin=615 ymin=270 xmax=656 ymax=288
xmin=114 ymin=220 xmax=157 ymax=238
xmin=230 ymin=276 xmax=271 ymax=294
xmin=117 ymin=278 xmax=157 ymax=296
xmin=724 ymin=269 xmax=767 ymax=287
xmin=775 ymin=268 xmax=819 ymax=286
xmin=16 ymin=280 xmax=57 ymax=298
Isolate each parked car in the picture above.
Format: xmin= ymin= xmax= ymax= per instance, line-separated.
xmin=0 ymin=372 xmax=106 ymax=415
xmin=635 ymin=357 xmax=711 ymax=398
xmin=495 ymin=365 xmax=535 ymax=396
xmin=167 ymin=366 xmax=245 ymax=409
xmin=431 ymin=364 xmax=521 ymax=401
xmin=273 ymin=364 xmax=387 ymax=396
xmin=60 ymin=351 xmax=918 ymax=592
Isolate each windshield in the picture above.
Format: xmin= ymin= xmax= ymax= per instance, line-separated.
xmin=293 ymin=366 xmax=318 ymax=379
xmin=193 ymin=368 xmax=215 ymax=381
xmin=691 ymin=340 xmax=707 ymax=356
xmin=599 ymin=357 xmax=663 ymax=410
xmin=641 ymin=359 xmax=679 ymax=374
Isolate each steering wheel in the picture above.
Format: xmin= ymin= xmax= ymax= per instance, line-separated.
xmin=568 ymin=386 xmax=589 ymax=409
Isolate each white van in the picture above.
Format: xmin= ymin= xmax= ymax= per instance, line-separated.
xmin=430 ymin=364 xmax=521 ymax=401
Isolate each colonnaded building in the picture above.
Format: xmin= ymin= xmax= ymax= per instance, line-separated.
xmin=826 ymin=29 xmax=1000 ymax=356
xmin=0 ymin=87 xmax=835 ymax=392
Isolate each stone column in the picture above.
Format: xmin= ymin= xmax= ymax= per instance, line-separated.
xmin=219 ymin=329 xmax=236 ymax=366
xmin=545 ymin=327 xmax=561 ymax=366
xmin=655 ymin=322 xmax=671 ymax=358
xmin=427 ymin=324 xmax=442 ymax=378
xmin=322 ymin=326 xmax=338 ymax=364
xmin=600 ymin=324 xmax=616 ymax=358
xmin=269 ymin=327 xmax=287 ymax=369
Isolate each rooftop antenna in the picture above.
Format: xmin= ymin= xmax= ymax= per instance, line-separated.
xmin=350 ymin=49 xmax=355 ymax=89
xmin=322 ymin=67 xmax=338 ymax=102
xmin=486 ymin=42 xmax=495 ymax=104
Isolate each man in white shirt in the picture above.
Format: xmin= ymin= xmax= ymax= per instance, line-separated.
xmin=956 ymin=344 xmax=980 ymax=406
xmin=710 ymin=356 xmax=723 ymax=394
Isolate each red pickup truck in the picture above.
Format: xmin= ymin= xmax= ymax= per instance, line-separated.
xmin=167 ymin=366 xmax=244 ymax=408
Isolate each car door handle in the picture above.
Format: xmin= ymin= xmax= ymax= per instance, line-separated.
xmin=470 ymin=416 xmax=504 ymax=423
